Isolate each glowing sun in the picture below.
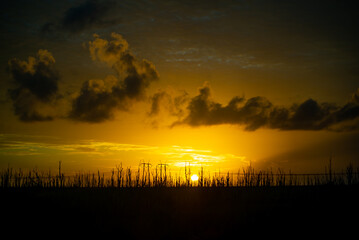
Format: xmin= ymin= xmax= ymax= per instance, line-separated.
xmin=191 ymin=174 xmax=199 ymax=181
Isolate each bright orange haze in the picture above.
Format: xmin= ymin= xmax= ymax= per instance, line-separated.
xmin=0 ymin=1 xmax=358 ymax=175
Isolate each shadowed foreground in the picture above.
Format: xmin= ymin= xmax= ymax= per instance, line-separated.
xmin=1 ymin=186 xmax=358 ymax=239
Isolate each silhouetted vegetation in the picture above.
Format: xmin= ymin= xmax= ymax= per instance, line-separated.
xmin=1 ymin=162 xmax=358 ymax=238
xmin=1 ymin=162 xmax=358 ymax=188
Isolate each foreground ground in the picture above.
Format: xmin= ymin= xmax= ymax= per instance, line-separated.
xmin=1 ymin=186 xmax=358 ymax=239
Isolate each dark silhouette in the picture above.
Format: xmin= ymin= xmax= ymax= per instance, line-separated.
xmin=1 ymin=162 xmax=358 ymax=238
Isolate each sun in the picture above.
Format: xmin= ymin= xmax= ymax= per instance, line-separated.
xmin=191 ymin=174 xmax=199 ymax=181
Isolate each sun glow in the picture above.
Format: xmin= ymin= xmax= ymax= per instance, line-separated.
xmin=191 ymin=174 xmax=199 ymax=181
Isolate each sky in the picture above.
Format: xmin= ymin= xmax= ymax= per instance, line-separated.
xmin=0 ymin=0 xmax=358 ymax=174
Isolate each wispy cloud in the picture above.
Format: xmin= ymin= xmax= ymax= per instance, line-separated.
xmin=158 ymin=145 xmax=247 ymax=168
xmin=0 ymin=134 xmax=245 ymax=170
xmin=0 ymin=134 xmax=158 ymax=157
xmin=165 ymin=47 xmax=269 ymax=69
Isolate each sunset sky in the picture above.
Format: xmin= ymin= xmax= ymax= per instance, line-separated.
xmin=1 ymin=0 xmax=358 ymax=174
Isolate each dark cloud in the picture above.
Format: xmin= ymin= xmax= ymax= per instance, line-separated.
xmin=149 ymin=90 xmax=189 ymax=117
xmin=69 ymin=76 xmax=119 ymax=122
xmin=42 ymin=0 xmax=120 ymax=34
xmin=149 ymin=91 xmax=171 ymax=116
xmin=70 ymin=33 xmax=159 ymax=122
xmin=173 ymin=84 xmax=359 ymax=132
xmin=352 ymin=89 xmax=359 ymax=104
xmin=147 ymin=89 xmax=189 ymax=128
xmin=7 ymin=50 xmax=60 ymax=122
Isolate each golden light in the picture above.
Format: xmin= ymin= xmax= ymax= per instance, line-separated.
xmin=191 ymin=174 xmax=199 ymax=181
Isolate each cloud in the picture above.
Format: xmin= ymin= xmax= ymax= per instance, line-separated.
xmin=149 ymin=91 xmax=171 ymax=116
xmin=69 ymin=75 xmax=120 ymax=122
xmin=0 ymin=134 xmax=158 ymax=158
xmin=69 ymin=33 xmax=159 ymax=122
xmin=7 ymin=50 xmax=60 ymax=122
xmin=42 ymin=0 xmax=120 ymax=34
xmin=147 ymin=89 xmax=189 ymax=128
xmin=173 ymin=84 xmax=359 ymax=132
xmin=149 ymin=90 xmax=189 ymax=117
xmin=351 ymin=88 xmax=359 ymax=104
xmin=88 ymin=33 xmax=129 ymax=65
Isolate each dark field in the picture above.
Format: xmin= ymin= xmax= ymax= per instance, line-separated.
xmin=1 ymin=186 xmax=358 ymax=239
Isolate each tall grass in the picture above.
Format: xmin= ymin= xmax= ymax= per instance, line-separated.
xmin=1 ymin=162 xmax=358 ymax=188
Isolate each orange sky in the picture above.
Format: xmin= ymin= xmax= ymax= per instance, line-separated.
xmin=0 ymin=0 xmax=358 ymax=174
